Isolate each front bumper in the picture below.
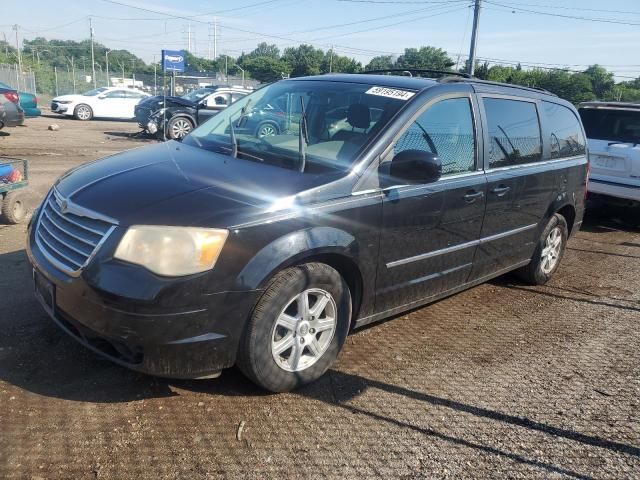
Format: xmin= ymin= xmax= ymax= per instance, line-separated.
xmin=51 ymin=102 xmax=69 ymax=114
xmin=27 ymin=224 xmax=261 ymax=379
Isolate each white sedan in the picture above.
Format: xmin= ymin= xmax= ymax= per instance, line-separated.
xmin=51 ymin=87 xmax=150 ymax=121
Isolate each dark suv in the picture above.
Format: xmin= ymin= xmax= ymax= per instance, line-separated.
xmin=0 ymin=85 xmax=25 ymax=130
xmin=135 ymin=85 xmax=252 ymax=140
xmin=27 ymin=73 xmax=588 ymax=392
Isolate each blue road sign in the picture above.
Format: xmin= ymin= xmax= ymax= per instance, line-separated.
xmin=162 ymin=50 xmax=185 ymax=73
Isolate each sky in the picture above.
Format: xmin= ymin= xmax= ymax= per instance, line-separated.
xmin=2 ymin=0 xmax=640 ymax=80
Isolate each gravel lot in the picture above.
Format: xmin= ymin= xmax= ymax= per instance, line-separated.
xmin=1 ymin=115 xmax=639 ymax=479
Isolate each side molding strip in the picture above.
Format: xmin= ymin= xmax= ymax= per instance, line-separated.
xmin=386 ymin=223 xmax=537 ymax=269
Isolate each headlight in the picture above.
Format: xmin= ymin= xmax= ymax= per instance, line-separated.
xmin=114 ymin=226 xmax=228 ymax=276
xmin=55 ymin=100 xmax=72 ymax=104
xmin=146 ymin=120 xmax=158 ymax=134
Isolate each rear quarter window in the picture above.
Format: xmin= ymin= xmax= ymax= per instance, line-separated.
xmin=543 ymin=102 xmax=586 ymax=158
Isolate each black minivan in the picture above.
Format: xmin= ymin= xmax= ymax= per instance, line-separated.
xmin=27 ymin=73 xmax=588 ymax=391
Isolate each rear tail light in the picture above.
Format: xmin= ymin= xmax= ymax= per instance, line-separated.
xmin=3 ymin=91 xmax=19 ymax=104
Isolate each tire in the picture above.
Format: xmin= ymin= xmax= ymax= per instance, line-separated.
xmin=255 ymin=122 xmax=279 ymax=138
xmin=167 ymin=117 xmax=194 ymax=140
xmin=237 ymin=263 xmax=351 ymax=392
xmin=516 ymin=213 xmax=568 ymax=285
xmin=73 ymin=104 xmax=93 ymax=121
xmin=1 ymin=191 xmax=27 ymax=224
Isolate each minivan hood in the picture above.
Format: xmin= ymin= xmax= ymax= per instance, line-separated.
xmin=54 ymin=142 xmax=342 ymax=227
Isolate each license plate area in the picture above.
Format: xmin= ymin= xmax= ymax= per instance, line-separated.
xmin=34 ymin=269 xmax=55 ymax=316
xmin=593 ymin=155 xmax=625 ymax=172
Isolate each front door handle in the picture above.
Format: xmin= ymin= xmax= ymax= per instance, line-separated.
xmin=463 ymin=190 xmax=484 ymax=203
xmin=491 ymin=185 xmax=511 ymax=196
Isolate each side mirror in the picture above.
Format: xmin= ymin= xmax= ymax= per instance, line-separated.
xmin=385 ymin=149 xmax=442 ymax=185
xmin=97 ymin=94 xmax=106 ymax=99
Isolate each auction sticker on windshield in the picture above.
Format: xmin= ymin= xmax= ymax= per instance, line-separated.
xmin=365 ymin=86 xmax=415 ymax=101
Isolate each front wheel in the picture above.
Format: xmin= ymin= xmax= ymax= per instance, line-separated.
xmin=167 ymin=117 xmax=194 ymax=140
xmin=516 ymin=213 xmax=568 ymax=285
xmin=237 ymin=263 xmax=351 ymax=392
xmin=74 ymin=104 xmax=93 ymax=121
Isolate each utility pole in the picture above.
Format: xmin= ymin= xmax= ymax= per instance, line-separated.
xmin=467 ymin=0 xmax=482 ymax=76
xmin=54 ymin=65 xmax=58 ymax=96
xmin=89 ymin=17 xmax=97 ymax=88
xmin=187 ymin=23 xmax=192 ymax=53
xmin=214 ymin=18 xmax=218 ymax=60
xmin=329 ymin=45 xmax=334 ymax=73
xmin=13 ymin=25 xmax=22 ymax=90
xmin=105 ymin=50 xmax=111 ymax=87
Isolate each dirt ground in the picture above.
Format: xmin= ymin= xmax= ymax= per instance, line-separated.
xmin=1 ymin=115 xmax=639 ymax=479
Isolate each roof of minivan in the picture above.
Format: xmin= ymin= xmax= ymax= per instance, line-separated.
xmin=291 ymin=73 xmax=438 ymax=91
xmin=289 ymin=73 xmax=563 ymax=102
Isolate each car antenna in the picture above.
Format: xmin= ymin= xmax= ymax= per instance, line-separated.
xmin=298 ymin=96 xmax=308 ymax=173
xmin=229 ymin=117 xmax=239 ymax=158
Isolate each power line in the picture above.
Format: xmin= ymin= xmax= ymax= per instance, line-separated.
xmin=484 ymin=1 xmax=640 ymax=27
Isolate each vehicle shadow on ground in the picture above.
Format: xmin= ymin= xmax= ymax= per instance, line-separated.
xmin=104 ymin=131 xmax=155 ymax=142
xmin=580 ymin=203 xmax=640 ymax=233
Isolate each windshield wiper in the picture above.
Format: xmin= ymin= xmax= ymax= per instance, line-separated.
xmin=298 ymin=96 xmax=309 ymax=173
xmin=229 ymin=117 xmax=239 ymax=158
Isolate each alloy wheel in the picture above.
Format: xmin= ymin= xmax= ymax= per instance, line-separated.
xmin=76 ymin=106 xmax=91 ymax=120
xmin=171 ymin=119 xmax=192 ymax=138
xmin=258 ymin=124 xmax=277 ymax=138
xmin=541 ymin=226 xmax=562 ymax=274
xmin=270 ymin=288 xmax=337 ymax=372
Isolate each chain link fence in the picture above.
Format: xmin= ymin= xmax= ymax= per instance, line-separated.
xmin=0 ymin=64 xmax=37 ymax=94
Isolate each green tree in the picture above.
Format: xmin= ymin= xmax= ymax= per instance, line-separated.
xmin=282 ymin=44 xmax=325 ymax=77
xmin=321 ymin=50 xmax=361 ymax=74
xmin=396 ymin=47 xmax=454 ymax=71
xmin=243 ymin=56 xmax=291 ymax=83
xmin=583 ymin=64 xmax=615 ymax=99
xmin=365 ymin=55 xmax=394 ymax=71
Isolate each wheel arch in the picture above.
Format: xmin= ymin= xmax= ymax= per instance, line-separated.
xmin=555 ymin=203 xmax=576 ymax=235
xmin=236 ymin=227 xmax=365 ymax=324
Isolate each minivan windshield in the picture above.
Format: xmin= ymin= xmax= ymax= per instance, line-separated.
xmin=83 ymin=88 xmax=109 ymax=96
xmin=579 ymin=107 xmax=640 ymax=143
xmin=183 ymin=80 xmax=413 ymax=173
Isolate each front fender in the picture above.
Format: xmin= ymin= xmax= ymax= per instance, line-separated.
xmin=236 ymin=227 xmax=359 ymax=291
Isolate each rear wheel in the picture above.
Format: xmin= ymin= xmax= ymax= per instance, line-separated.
xmin=74 ymin=104 xmax=93 ymax=121
xmin=237 ymin=263 xmax=351 ymax=392
xmin=516 ymin=213 xmax=568 ymax=285
xmin=167 ymin=117 xmax=194 ymax=140
xmin=1 ymin=191 xmax=27 ymax=224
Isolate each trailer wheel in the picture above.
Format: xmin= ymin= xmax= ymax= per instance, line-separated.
xmin=1 ymin=191 xmax=27 ymax=224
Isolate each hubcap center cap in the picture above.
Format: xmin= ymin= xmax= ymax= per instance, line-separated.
xmin=298 ymin=322 xmax=310 ymax=336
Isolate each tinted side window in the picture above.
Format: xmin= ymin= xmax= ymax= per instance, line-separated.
xmin=483 ymin=98 xmax=542 ymax=167
xmin=395 ymin=97 xmax=476 ymax=176
xmin=231 ymin=92 xmax=246 ymax=102
xmin=104 ymin=90 xmax=126 ymax=99
xmin=543 ymin=102 xmax=586 ymax=158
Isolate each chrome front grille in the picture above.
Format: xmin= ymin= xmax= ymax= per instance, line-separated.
xmin=35 ymin=189 xmax=116 ymax=275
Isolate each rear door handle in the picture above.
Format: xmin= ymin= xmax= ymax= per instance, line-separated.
xmin=463 ymin=190 xmax=484 ymax=203
xmin=491 ymin=185 xmax=511 ymax=196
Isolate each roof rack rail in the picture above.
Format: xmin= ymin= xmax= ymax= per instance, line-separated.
xmin=439 ymin=76 xmax=557 ymax=96
xmin=362 ymin=69 xmax=471 ymax=78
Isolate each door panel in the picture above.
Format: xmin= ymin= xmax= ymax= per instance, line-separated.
xmin=376 ymin=174 xmax=487 ymax=312
xmin=374 ymin=94 xmax=486 ymax=313
xmin=470 ymin=95 xmax=556 ymax=280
